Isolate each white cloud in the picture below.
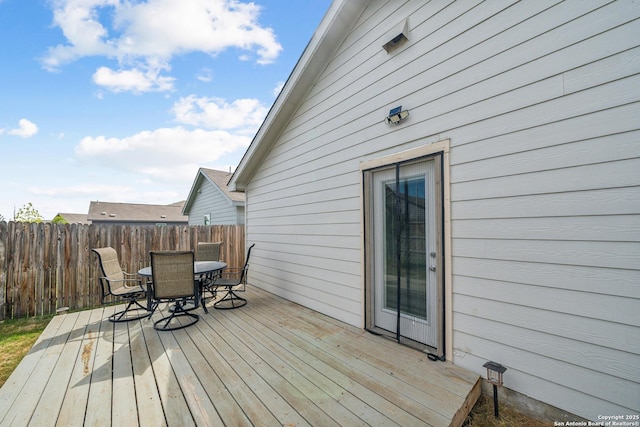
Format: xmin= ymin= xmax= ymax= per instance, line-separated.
xmin=272 ymin=80 xmax=285 ymax=97
xmin=43 ymin=0 xmax=282 ymax=92
xmin=196 ymin=68 xmax=213 ymax=82
xmin=75 ymin=126 xmax=251 ymax=182
xmin=27 ymin=183 xmax=183 ymax=213
xmin=113 ymin=0 xmax=281 ymax=61
xmin=42 ymin=0 xmax=119 ymax=71
xmin=92 ymin=66 xmax=175 ymax=93
xmin=29 ymin=183 xmax=133 ymax=198
xmin=172 ymin=95 xmax=267 ymax=134
xmin=7 ymin=119 xmax=39 ymax=138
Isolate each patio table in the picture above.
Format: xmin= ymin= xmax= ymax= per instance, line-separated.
xmin=138 ymin=260 xmax=227 ymax=313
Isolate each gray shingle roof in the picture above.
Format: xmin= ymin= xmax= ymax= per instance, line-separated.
xmin=183 ymin=168 xmax=246 ymax=215
xmin=56 ymin=213 xmax=90 ymax=224
xmin=87 ymin=201 xmax=187 ymax=223
xmin=201 ymin=169 xmax=245 ymax=203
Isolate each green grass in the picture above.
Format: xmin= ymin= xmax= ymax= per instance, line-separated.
xmin=0 ymin=315 xmax=53 ymax=387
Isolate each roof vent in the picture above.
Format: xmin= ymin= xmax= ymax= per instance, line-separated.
xmin=160 ymin=215 xmax=166 ymax=219
xmin=109 ymin=213 xmax=116 ymax=217
xmin=101 ymin=212 xmax=107 ymax=215
xmin=383 ymin=18 xmax=409 ymax=53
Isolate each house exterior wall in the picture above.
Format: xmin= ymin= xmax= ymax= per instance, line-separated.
xmin=244 ymin=0 xmax=640 ymax=420
xmin=236 ymin=206 xmax=245 ymax=226
xmin=188 ymin=180 xmax=243 ymax=225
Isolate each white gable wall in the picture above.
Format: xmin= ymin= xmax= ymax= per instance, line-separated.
xmin=245 ymin=0 xmax=640 ymax=420
xmin=188 ymin=179 xmax=243 ymax=225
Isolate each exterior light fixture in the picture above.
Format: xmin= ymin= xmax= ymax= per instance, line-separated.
xmin=483 ymin=361 xmax=507 ymax=418
xmin=386 ymin=106 xmax=409 ymax=125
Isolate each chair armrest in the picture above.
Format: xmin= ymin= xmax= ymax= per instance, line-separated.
xmin=100 ymin=275 xmax=141 ymax=282
xmin=100 ymin=276 xmax=143 ymax=287
xmin=218 ymin=268 xmax=243 ymax=278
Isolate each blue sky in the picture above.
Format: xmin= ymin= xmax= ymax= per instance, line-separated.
xmin=0 ymin=0 xmax=332 ymax=220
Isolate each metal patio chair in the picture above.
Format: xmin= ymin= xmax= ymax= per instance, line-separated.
xmin=148 ymin=251 xmax=200 ymax=331
xmin=211 ymin=243 xmax=255 ymax=309
xmin=92 ymin=247 xmax=149 ymax=322
xmin=196 ymin=241 xmax=223 ymax=306
xmin=195 ymin=241 xmax=222 ymax=262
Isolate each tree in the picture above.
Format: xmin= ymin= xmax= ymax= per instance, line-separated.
xmin=14 ymin=202 xmax=44 ymax=223
xmin=52 ymin=214 xmax=68 ymax=224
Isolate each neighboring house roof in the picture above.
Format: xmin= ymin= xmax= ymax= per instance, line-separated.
xmin=88 ymin=201 xmax=188 ymax=223
xmin=56 ymin=213 xmax=90 ymax=224
xmin=229 ymin=0 xmax=367 ymax=191
xmin=183 ymin=168 xmax=245 ymax=214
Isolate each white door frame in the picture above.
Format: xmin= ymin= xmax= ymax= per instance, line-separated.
xmin=360 ymin=139 xmax=452 ymax=360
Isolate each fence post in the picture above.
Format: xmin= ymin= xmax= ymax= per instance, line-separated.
xmin=0 ymin=222 xmax=6 ymax=321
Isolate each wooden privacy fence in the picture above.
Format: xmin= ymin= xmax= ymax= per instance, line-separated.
xmin=0 ymin=222 xmax=245 ymax=320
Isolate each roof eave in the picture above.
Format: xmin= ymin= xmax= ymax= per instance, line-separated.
xmin=229 ymin=0 xmax=366 ymax=192
xmin=182 ymin=168 xmax=207 ymax=214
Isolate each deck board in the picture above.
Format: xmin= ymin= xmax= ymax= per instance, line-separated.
xmin=0 ymin=313 xmax=65 ymax=417
xmin=85 ymin=306 xmax=115 ymax=426
xmin=128 ymin=316 xmax=167 ymax=427
xmin=217 ymin=292 xmax=408 ymax=426
xmin=242 ymin=288 xmax=453 ymax=426
xmin=0 ymin=287 xmax=479 ymax=427
xmin=55 ymin=307 xmax=104 ymax=427
xmin=230 ymin=291 xmax=430 ymax=426
xmin=30 ymin=310 xmax=91 ymax=426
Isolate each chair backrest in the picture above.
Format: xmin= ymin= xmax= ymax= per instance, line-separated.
xmin=93 ymin=247 xmax=124 ymax=280
xmin=238 ymin=244 xmax=255 ymax=284
xmin=195 ymin=241 xmax=222 ymax=261
xmin=150 ymin=251 xmax=197 ymax=300
xmin=92 ymin=247 xmax=125 ymax=298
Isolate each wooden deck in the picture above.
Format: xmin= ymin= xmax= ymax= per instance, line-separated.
xmin=0 ymin=287 xmax=480 ymax=426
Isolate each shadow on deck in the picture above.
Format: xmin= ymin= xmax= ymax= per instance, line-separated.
xmin=0 ymin=286 xmax=480 ymax=426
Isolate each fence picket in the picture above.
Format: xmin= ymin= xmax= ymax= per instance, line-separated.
xmin=0 ymin=222 xmax=245 ymax=320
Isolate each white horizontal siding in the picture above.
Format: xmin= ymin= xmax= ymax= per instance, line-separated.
xmin=452 ymin=157 xmax=640 ymax=201
xmin=187 ymin=181 xmax=216 ymax=225
xmin=452 ymin=129 xmax=640 ymax=183
xmin=244 ymin=0 xmax=640 ymax=420
xmin=452 ymin=187 xmax=640 ymax=219
xmin=236 ymin=206 xmax=245 ymax=225
xmin=454 ymin=274 xmax=638 ymax=327
xmin=189 ymin=180 xmax=240 ymax=225
xmin=450 ymin=102 xmax=640 ymax=165
xmin=444 ymin=1 xmax=640 ymax=417
xmin=454 ymin=293 xmax=640 ymax=356
xmin=452 ymin=330 xmax=637 ymax=418
xmin=453 ymin=215 xmax=640 ymax=242
xmin=455 ymin=313 xmax=639 ymax=403
xmin=275 ymin=0 xmax=632 ymax=156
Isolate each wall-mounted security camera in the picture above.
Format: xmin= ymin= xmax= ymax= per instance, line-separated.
xmin=386 ymin=106 xmax=409 ymax=125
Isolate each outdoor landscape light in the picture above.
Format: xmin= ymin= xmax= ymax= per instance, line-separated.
xmin=483 ymin=361 xmax=507 ymax=418
xmin=386 ymin=106 xmax=409 ymax=125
